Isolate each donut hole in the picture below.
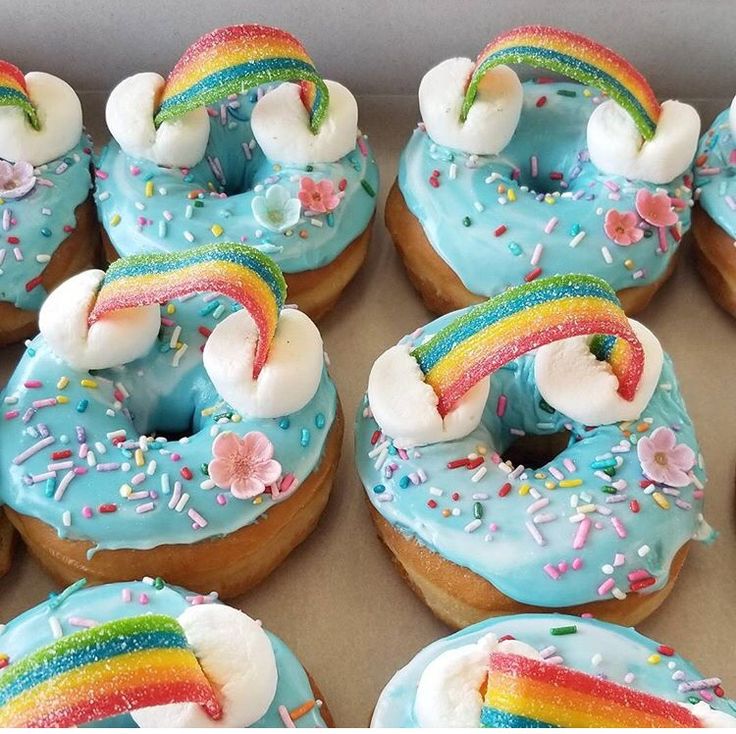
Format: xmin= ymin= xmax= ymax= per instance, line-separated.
xmin=502 ymin=430 xmax=572 ymax=470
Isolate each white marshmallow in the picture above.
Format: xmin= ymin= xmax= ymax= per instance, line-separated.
xmin=0 ymin=72 xmax=82 ymax=166
xmin=203 ymin=308 xmax=323 ymax=419
xmin=251 ymin=79 xmax=358 ymax=165
xmin=587 ymin=99 xmax=700 ymax=184
xmin=415 ymin=633 xmax=541 ymax=728
xmin=38 ymin=269 xmax=160 ymax=370
xmin=106 ymin=72 xmax=209 ymax=167
xmin=418 ymin=58 xmax=522 ymax=155
xmin=534 ymin=319 xmax=663 ymax=426
xmin=683 ymin=701 xmax=736 ymax=728
xmin=131 ymin=605 xmax=277 ymax=728
xmin=729 ymin=95 xmax=736 ymax=138
xmin=367 ymin=343 xmax=489 ymax=448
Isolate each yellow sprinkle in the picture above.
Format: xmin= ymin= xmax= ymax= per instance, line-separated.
xmin=636 ymin=422 xmax=650 ymax=433
xmin=166 ymin=303 xmax=176 ymax=315
xmin=210 ymin=223 xmax=224 ymax=237
xmin=231 ymin=414 xmax=242 ymax=423
xmin=544 ymin=194 xmax=556 ymax=205
xmin=619 ymin=421 xmax=632 ymax=431
xmin=653 ymin=492 xmax=670 ymax=510
xmin=56 ymin=395 xmax=69 ymax=404
xmin=507 ymin=188 xmax=517 ymax=202
xmin=583 ymin=88 xmax=592 ymax=97
xmin=253 ymin=496 xmax=263 ymax=505
xmin=519 ymin=483 xmax=530 ymax=496
xmin=577 ymin=503 xmax=596 ymax=513
xmin=476 ymin=444 xmax=488 ymax=456
xmin=119 ymin=484 xmax=132 ymax=498
xmin=544 ymin=480 xmax=556 ymax=490
xmin=559 ymin=479 xmax=583 ymax=488
xmin=145 ymin=181 xmax=154 ymax=198
xmin=0 ymin=198 xmax=4 ymax=205
xmin=534 ymin=472 xmax=546 ymax=480
xmin=273 ymin=163 xmax=282 ymax=172
xmin=134 ymin=449 xmax=145 ymax=467
xmin=80 ymin=379 xmax=97 ymax=389
xmin=647 ymin=654 xmax=661 ymax=665
xmin=110 ymin=213 xmax=121 ymax=227
xmin=56 ymin=376 xmax=69 ymax=390
xmin=624 ymin=259 xmax=635 ymax=270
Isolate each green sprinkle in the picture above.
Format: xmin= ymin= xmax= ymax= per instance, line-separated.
xmin=193 ymin=200 xmax=204 ymax=208
xmin=550 ymin=624 xmax=577 ymax=636
xmin=557 ymin=89 xmax=577 ymax=98
xmin=473 ymin=502 xmax=483 ymax=519
xmin=361 ymin=179 xmax=376 ymax=197
xmin=462 ymin=216 xmax=472 ymax=227
xmin=688 ymin=695 xmax=700 ymax=705
xmin=305 ymin=164 xmax=314 ymax=172
xmin=538 ymin=398 xmax=555 ymax=414
xmin=153 ymin=576 xmax=165 ymax=590
xmin=603 ymin=467 xmax=616 ymax=477
xmin=200 ymin=463 xmax=209 ymax=476
xmin=602 ymin=485 xmax=617 ymax=494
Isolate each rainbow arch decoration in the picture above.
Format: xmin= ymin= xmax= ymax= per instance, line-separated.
xmin=155 ymin=24 xmax=329 ymax=133
xmin=480 ymin=652 xmax=702 ymax=727
xmin=461 ymin=25 xmax=661 ymax=140
xmin=411 ymin=273 xmax=644 ymax=417
xmin=89 ymin=243 xmax=287 ymax=378
xmin=0 ymin=60 xmax=39 ymax=130
xmin=0 ymin=614 xmax=222 ymax=727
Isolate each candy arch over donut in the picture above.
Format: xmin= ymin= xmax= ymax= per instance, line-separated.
xmin=89 ymin=243 xmax=287 ymax=378
xmin=0 ymin=60 xmax=39 ymax=129
xmin=411 ymin=274 xmax=645 ymax=416
xmin=461 ymin=25 xmax=661 ymax=140
xmin=154 ymin=24 xmax=329 ymax=134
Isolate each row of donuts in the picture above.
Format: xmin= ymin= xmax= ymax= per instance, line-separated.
xmin=0 ymin=21 xmax=733 ymax=729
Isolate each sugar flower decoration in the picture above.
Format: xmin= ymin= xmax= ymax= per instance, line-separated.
xmin=635 ymin=189 xmax=678 ymax=227
xmin=604 ymin=209 xmax=644 ymax=246
xmin=208 ymin=431 xmax=282 ymax=499
xmin=0 ymin=160 xmax=36 ymax=199
xmin=637 ymin=426 xmax=695 ymax=488
xmin=251 ymin=184 xmax=301 ymax=233
xmin=298 ymin=177 xmax=340 ymax=214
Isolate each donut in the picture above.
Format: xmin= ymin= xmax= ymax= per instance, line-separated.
xmin=355 ymin=274 xmax=711 ymax=628
xmin=693 ymin=96 xmax=736 ymax=316
xmin=0 ymin=577 xmax=332 ymax=727
xmin=95 ymin=24 xmax=378 ymax=321
xmin=372 ymin=612 xmax=734 ymax=727
xmin=385 ymin=25 xmax=700 ymax=316
xmin=0 ymin=60 xmax=99 ymax=345
xmin=0 ymin=243 xmax=342 ymax=597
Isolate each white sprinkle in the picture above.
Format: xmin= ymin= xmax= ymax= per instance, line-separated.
xmin=601 ymin=246 xmax=613 ymax=263
xmin=169 ymin=325 xmax=182 ymax=349
xmin=175 ymin=493 xmax=190 ymax=512
xmin=464 ymin=519 xmax=482 ymax=533
xmin=429 ymin=486 xmax=443 ymax=497
xmin=183 ymin=230 xmax=195 ymax=243
xmin=471 ymin=466 xmax=487 ymax=482
xmin=48 ymin=615 xmax=63 ymax=639
xmin=172 ymin=343 xmax=188 ymax=367
xmin=449 ymin=163 xmax=458 ymax=179
xmin=569 ymin=231 xmax=586 ymax=248
xmin=525 ymin=521 xmax=545 ymax=545
xmin=62 ymin=510 xmax=71 ymax=526
xmin=638 ymin=544 xmax=651 ymax=557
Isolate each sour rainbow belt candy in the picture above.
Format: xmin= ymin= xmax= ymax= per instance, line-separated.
xmin=0 ymin=59 xmax=39 ymax=129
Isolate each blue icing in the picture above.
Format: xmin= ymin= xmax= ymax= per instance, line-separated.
xmin=0 ymin=294 xmax=337 ymax=552
xmin=0 ymin=134 xmax=93 ymax=310
xmin=398 ymin=81 xmax=692 ymax=298
xmin=355 ymin=309 xmax=710 ymax=608
xmin=695 ymin=108 xmax=736 ymax=238
xmin=0 ymin=580 xmax=326 ymax=728
xmin=371 ymin=613 xmax=735 ymax=727
xmin=95 ymin=89 xmax=378 ymax=272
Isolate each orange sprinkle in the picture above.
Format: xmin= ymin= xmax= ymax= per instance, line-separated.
xmin=636 ymin=422 xmax=650 ymax=432
xmin=289 ymin=700 xmax=316 ymax=720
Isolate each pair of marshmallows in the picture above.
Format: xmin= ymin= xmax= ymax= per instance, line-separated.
xmin=368 ymin=320 xmax=663 ymax=448
xmin=419 ymin=58 xmax=700 ymax=184
xmin=106 ymin=74 xmax=358 ymax=168
xmin=39 ymin=269 xmax=324 ymax=419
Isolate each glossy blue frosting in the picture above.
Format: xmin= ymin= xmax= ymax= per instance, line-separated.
xmin=95 ymin=89 xmax=378 ymax=273
xmin=355 ymin=309 xmax=711 ymax=608
xmin=0 ymin=580 xmax=326 ymax=727
xmin=398 ymin=81 xmax=693 ymax=298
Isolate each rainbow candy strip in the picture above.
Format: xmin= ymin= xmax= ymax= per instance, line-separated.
xmin=155 ymin=24 xmax=329 ymax=133
xmin=480 ymin=652 xmax=702 ymax=728
xmin=462 ymin=25 xmax=661 ymax=140
xmin=411 ymin=274 xmax=644 ymax=417
xmin=0 ymin=60 xmax=39 ymax=130
xmin=89 ymin=243 xmax=287 ymax=377
xmin=0 ymin=614 xmax=222 ymax=727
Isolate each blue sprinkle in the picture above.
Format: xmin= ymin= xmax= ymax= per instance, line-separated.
xmin=372 ymin=484 xmax=386 ymax=494
xmin=570 ymin=223 xmax=581 ymax=236
xmin=507 ymin=241 xmax=522 ymax=256
xmin=76 ymin=399 xmax=88 ymax=413
xmin=399 ymin=475 xmax=410 ymax=489
xmin=314 ymin=413 xmax=325 ymax=429
xmin=300 ymin=428 xmax=310 ymax=447
xmin=45 ymin=477 xmax=56 ymax=497
xmin=278 ymin=417 xmax=290 ymax=430
xmin=200 ymin=300 xmax=220 ymax=316
xmin=40 ymin=227 xmax=52 ymax=237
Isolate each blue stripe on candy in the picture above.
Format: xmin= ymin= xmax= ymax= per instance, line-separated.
xmin=0 ymin=86 xmax=30 ymax=105
xmin=480 ymin=706 xmax=557 ymax=728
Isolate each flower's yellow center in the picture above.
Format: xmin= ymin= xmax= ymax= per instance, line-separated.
xmin=268 ymin=210 xmax=284 ymax=224
xmin=654 ymin=451 xmax=668 ymax=466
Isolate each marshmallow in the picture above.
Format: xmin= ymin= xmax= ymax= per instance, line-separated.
xmin=418 ymin=58 xmax=522 ymax=155
xmin=106 ymin=72 xmax=209 ymax=167
xmin=0 ymin=72 xmax=82 ymax=166
xmin=38 ymin=269 xmax=160 ymax=370
xmin=131 ymin=605 xmax=277 ymax=728
xmin=534 ymin=319 xmax=663 ymax=426
xmin=251 ymin=79 xmax=358 ymax=164
xmin=367 ymin=343 xmax=489 ymax=448
xmin=683 ymin=701 xmax=736 ymax=728
xmin=729 ymin=95 xmax=736 ymax=138
xmin=415 ymin=633 xmax=541 ymax=727
xmin=203 ymin=308 xmax=323 ymax=418
xmin=587 ymin=99 xmax=700 ymax=184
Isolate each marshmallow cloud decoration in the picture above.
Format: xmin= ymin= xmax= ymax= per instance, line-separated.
xmin=38 ymin=269 xmax=161 ymax=370
xmin=367 ymin=343 xmax=490 ymax=448
xmin=252 ymin=79 xmax=358 ymax=164
xmin=203 ymin=308 xmax=324 ymax=419
xmin=0 ymin=72 xmax=83 ymax=166
xmin=132 ymin=605 xmax=278 ymax=728
xmin=106 ymin=72 xmax=209 ymax=167
xmin=730 ymin=94 xmax=736 ymax=138
xmin=587 ymin=99 xmax=701 ymax=184
xmin=418 ymin=58 xmax=522 ymax=155
xmin=534 ymin=319 xmax=663 ymax=426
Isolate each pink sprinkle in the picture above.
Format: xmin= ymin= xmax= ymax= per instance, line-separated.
xmin=188 ymin=508 xmax=207 ymax=527
xmin=24 ymin=380 xmax=42 ymax=389
xmin=81 ymin=506 xmax=93 ymax=518
xmin=657 ymin=226 xmax=668 ymax=253
xmin=700 ymin=690 xmax=714 ymax=702
xmin=4 ymin=410 xmax=19 ymax=420
xmin=161 ymin=317 xmax=175 ymax=327
xmin=279 ymin=473 xmax=296 ymax=493
xmin=611 ymin=516 xmax=627 ymax=538
xmin=68 ymin=616 xmax=97 ymax=628
xmin=397 ymin=448 xmax=409 ymax=461
xmin=357 ymin=135 xmax=368 ymax=157
xmin=729 ymin=150 xmax=736 ymax=166
xmin=171 ymin=452 xmax=181 ymax=462
xmin=543 ymin=563 xmax=560 ymax=580
xmin=488 ymin=523 xmax=498 ymax=532
xmin=216 ymin=493 xmax=227 ymax=506
xmin=604 ymin=180 xmax=620 ymax=192
xmin=693 ymin=489 xmax=704 ymax=500
xmin=572 ymin=557 xmax=583 ymax=570
xmin=597 ymin=578 xmax=616 ymax=596
xmin=121 ymin=588 xmax=132 ymax=602
xmin=563 ymin=458 xmax=576 ymax=473
xmin=139 ymin=593 xmax=149 ymax=605
xmin=557 ymin=561 xmax=568 ymax=573
xmin=136 ymin=502 xmax=155 ymax=513
xmin=581 ymin=612 xmax=593 ymax=618
xmin=573 ymin=517 xmax=591 ymax=549
xmin=278 ymin=706 xmax=296 ymax=728
xmin=549 ymin=466 xmax=564 ymax=481
xmin=627 ymin=569 xmax=651 ymax=582
xmin=32 ymin=398 xmax=57 ymax=409
xmin=131 ymin=472 xmax=146 ymax=486
xmin=496 ymin=394 xmax=507 ymax=417
xmin=130 ymin=166 xmax=141 ymax=176
xmin=544 ymin=217 xmax=558 ymax=234
xmin=95 ymin=169 xmax=109 ymax=180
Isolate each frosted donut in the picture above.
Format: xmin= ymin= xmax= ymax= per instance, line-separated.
xmin=96 ymin=24 xmax=378 ymax=321
xmin=372 ymin=613 xmax=735 ymax=727
xmin=386 ymin=25 xmax=699 ymax=316
xmin=0 ymin=61 xmax=99 ymax=345
xmin=0 ymin=578 xmax=332 ymax=727
xmin=0 ymin=244 xmax=342 ymax=597
xmin=693 ymin=96 xmax=736 ymax=316
xmin=355 ymin=274 xmax=712 ymax=628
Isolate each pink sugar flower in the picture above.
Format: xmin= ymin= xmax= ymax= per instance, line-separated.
xmin=208 ymin=431 xmax=281 ymax=499
xmin=0 ymin=160 xmax=36 ymax=199
xmin=603 ymin=209 xmax=644 ymax=246
xmin=635 ymin=188 xmax=678 ymax=227
xmin=298 ymin=177 xmax=340 ymax=214
xmin=637 ymin=426 xmax=695 ymax=488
